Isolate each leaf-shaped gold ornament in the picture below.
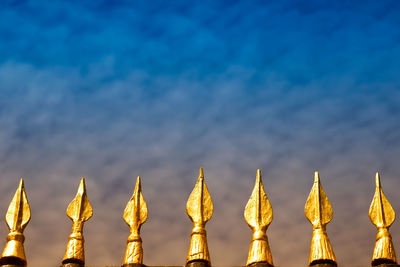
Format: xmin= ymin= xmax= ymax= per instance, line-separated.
xmin=305 ymin=172 xmax=333 ymax=228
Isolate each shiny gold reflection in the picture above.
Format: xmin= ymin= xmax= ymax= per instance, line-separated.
xmin=0 ymin=178 xmax=31 ymax=266
xmin=244 ymin=169 xmax=273 ymax=266
xmin=62 ymin=177 xmax=93 ymax=265
xmin=369 ymin=173 xmax=397 ymax=266
xmin=123 ymin=176 xmax=148 ymax=265
xmin=186 ymin=167 xmax=213 ymax=265
xmin=305 ymin=172 xmax=336 ymax=266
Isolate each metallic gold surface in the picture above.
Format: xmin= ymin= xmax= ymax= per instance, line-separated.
xmin=369 ymin=173 xmax=397 ymax=265
xmin=62 ymin=178 xmax=93 ymax=265
xmin=0 ymin=179 xmax=31 ymax=267
xmin=62 ymin=263 xmax=83 ymax=267
xmin=123 ymin=176 xmax=148 ymax=265
xmin=305 ymin=172 xmax=337 ymax=266
xmin=244 ymin=169 xmax=273 ymax=266
xmin=186 ymin=167 xmax=213 ymax=265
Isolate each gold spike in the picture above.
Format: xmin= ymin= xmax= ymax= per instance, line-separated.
xmin=62 ymin=178 xmax=93 ymax=265
xmin=123 ymin=176 xmax=148 ymax=265
xmin=369 ymin=173 xmax=397 ymax=265
xmin=186 ymin=167 xmax=213 ymax=265
xmin=0 ymin=178 xmax=31 ymax=266
xmin=244 ymin=169 xmax=273 ymax=266
xmin=305 ymin=171 xmax=336 ymax=266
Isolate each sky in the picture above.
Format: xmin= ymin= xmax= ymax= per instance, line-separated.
xmin=0 ymin=0 xmax=400 ymax=267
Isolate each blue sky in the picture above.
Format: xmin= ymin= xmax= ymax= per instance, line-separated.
xmin=0 ymin=1 xmax=400 ymax=267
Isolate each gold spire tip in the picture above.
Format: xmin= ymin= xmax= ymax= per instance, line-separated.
xmin=76 ymin=177 xmax=86 ymax=195
xmin=199 ymin=167 xmax=204 ymax=179
xmin=62 ymin=178 xmax=93 ymax=264
xmin=314 ymin=171 xmax=320 ymax=183
xmin=123 ymin=176 xmax=148 ymax=265
xmin=0 ymin=178 xmax=31 ymax=266
xmin=244 ymin=169 xmax=273 ymax=266
xmin=305 ymin=172 xmax=336 ymax=265
xmin=369 ymin=173 xmax=397 ymax=265
xmin=375 ymin=172 xmax=381 ymax=187
xmin=186 ymin=168 xmax=213 ymax=264
xmin=256 ymin=169 xmax=262 ymax=180
xmin=133 ymin=176 xmax=142 ymax=195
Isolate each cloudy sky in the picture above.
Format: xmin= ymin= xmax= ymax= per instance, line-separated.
xmin=0 ymin=1 xmax=400 ymax=267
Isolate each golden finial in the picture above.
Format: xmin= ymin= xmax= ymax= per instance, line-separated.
xmin=62 ymin=177 xmax=93 ymax=265
xmin=369 ymin=173 xmax=397 ymax=266
xmin=244 ymin=169 xmax=273 ymax=266
xmin=122 ymin=176 xmax=148 ymax=266
xmin=0 ymin=178 xmax=31 ymax=267
xmin=186 ymin=167 xmax=213 ymax=266
xmin=305 ymin=171 xmax=337 ymax=266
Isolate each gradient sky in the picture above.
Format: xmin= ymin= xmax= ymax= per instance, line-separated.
xmin=0 ymin=1 xmax=400 ymax=267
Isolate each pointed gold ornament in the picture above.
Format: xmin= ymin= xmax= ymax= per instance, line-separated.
xmin=0 ymin=178 xmax=31 ymax=267
xmin=244 ymin=169 xmax=273 ymax=266
xmin=305 ymin=172 xmax=336 ymax=266
xmin=186 ymin=167 xmax=213 ymax=266
xmin=62 ymin=178 xmax=93 ymax=265
xmin=369 ymin=173 xmax=397 ymax=266
xmin=123 ymin=176 xmax=148 ymax=265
